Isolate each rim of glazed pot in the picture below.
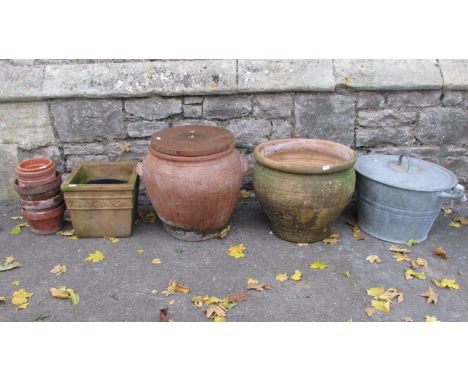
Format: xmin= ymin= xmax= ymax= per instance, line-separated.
xmin=254 ymin=138 xmax=357 ymax=175
xmin=16 ymin=158 xmax=54 ymax=173
xmin=14 ymin=173 xmax=62 ymax=195
xmin=148 ymin=144 xmax=235 ymax=162
xmin=22 ymin=202 xmax=65 ymax=220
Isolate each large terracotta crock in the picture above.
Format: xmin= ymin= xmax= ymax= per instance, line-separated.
xmin=253 ymin=138 xmax=357 ymax=243
xmin=138 ymin=125 xmax=249 ymax=241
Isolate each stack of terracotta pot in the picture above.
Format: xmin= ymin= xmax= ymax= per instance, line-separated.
xmin=14 ymin=158 xmax=65 ymax=234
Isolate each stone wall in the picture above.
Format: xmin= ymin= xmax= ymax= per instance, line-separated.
xmin=0 ymin=59 xmax=467 ymax=203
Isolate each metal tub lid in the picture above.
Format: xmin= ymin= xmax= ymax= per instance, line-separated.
xmin=355 ymin=154 xmax=458 ymax=192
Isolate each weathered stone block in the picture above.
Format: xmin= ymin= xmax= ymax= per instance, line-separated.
xmin=335 ymin=59 xmax=443 ymax=90
xmin=357 ymin=109 xmax=417 ymax=128
xmin=369 ymin=145 xmax=441 ymax=163
xmin=238 ymin=60 xmax=335 ymax=92
xmin=225 ymin=119 xmax=292 ymax=150
xmin=203 ymin=95 xmax=252 ymax=119
xmin=125 ymin=97 xmax=181 ymax=120
xmin=65 ymin=154 xmax=108 ymax=171
xmin=183 ymin=96 xmax=203 ymax=105
xmin=17 ymin=145 xmax=65 ymax=173
xmin=441 ymin=146 xmax=468 ymax=184
xmin=439 ymin=60 xmax=468 ymax=90
xmin=252 ymin=94 xmax=292 ymax=118
xmin=183 ymin=104 xmax=203 ymax=118
xmin=294 ymin=94 xmax=355 ymax=145
xmin=0 ymin=65 xmax=45 ymax=100
xmin=63 ymin=143 xmax=105 ymax=155
xmin=51 ymin=100 xmax=124 ymax=143
xmin=356 ymin=126 xmax=415 ymax=147
xmin=0 ymin=102 xmax=55 ymax=146
xmin=416 ymin=107 xmax=467 ymax=144
xmin=356 ymin=92 xmax=385 ymax=109
xmin=387 ymin=91 xmax=441 ymax=108
xmin=171 ymin=119 xmax=218 ymax=127
xmin=106 ymin=140 xmax=149 ymax=161
xmin=127 ymin=120 xmax=168 ymax=138
xmin=0 ymin=143 xmax=18 ymax=202
xmin=442 ymin=91 xmax=464 ymax=106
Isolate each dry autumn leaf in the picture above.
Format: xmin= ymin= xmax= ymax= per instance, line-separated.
xmin=441 ymin=206 xmax=452 ymax=216
xmin=10 ymin=223 xmax=28 ymax=235
xmin=246 ymin=283 xmax=271 ymax=292
xmin=364 ymin=307 xmax=376 ymax=317
xmin=425 ymin=316 xmax=439 ymax=322
xmin=228 ymin=244 xmax=247 ymax=259
xmin=205 ymin=304 xmax=226 ymax=319
xmin=309 ymin=260 xmax=328 ymax=269
xmin=240 ymin=189 xmax=250 ymax=199
xmin=151 ymin=258 xmax=161 ymax=265
xmin=151 ymin=289 xmax=158 ymax=295
xmin=402 ymin=316 xmax=414 ymax=322
xmin=343 ymin=271 xmax=351 ymax=278
xmin=11 ymin=289 xmax=33 ymax=310
xmin=433 ymin=278 xmax=459 ymax=290
xmin=406 ymin=238 xmax=418 ymax=246
xmin=432 ymin=246 xmax=448 ymax=260
xmin=449 ymin=221 xmax=460 ymax=229
xmin=50 ymin=264 xmax=66 ymax=275
xmin=371 ymin=299 xmax=390 ymax=313
xmin=454 ymin=216 xmax=468 ymax=225
xmin=393 ymin=253 xmax=411 ymax=262
xmin=57 ymin=229 xmax=75 ymax=237
xmin=85 ymin=250 xmax=105 ymax=262
xmin=0 ymin=256 xmax=21 ymax=272
xmin=411 ymin=258 xmax=428 ymax=269
xmin=213 ymin=316 xmax=226 ymax=322
xmin=50 ymin=287 xmax=80 ymax=305
xmin=168 ymin=299 xmax=175 ymax=305
xmin=322 ymin=232 xmax=341 ymax=245
xmin=10 ymin=216 xmax=23 ymax=220
xmin=419 ymin=287 xmax=439 ymax=304
xmin=247 ymin=278 xmax=258 ymax=286
xmin=275 ymin=273 xmax=288 ymax=282
xmin=105 ymin=236 xmax=119 ymax=243
xmin=379 ymin=288 xmax=404 ymax=303
xmin=119 ymin=141 xmax=130 ymax=152
xmin=214 ymin=225 xmax=230 ymax=239
xmin=226 ymin=293 xmax=249 ymax=302
xmin=135 ymin=249 xmax=144 ymax=254
xmin=11 ymin=280 xmax=20 ymax=286
xmin=290 ymin=270 xmax=302 ymax=281
xmin=366 ymin=255 xmax=382 ymax=264
xmin=388 ymin=245 xmax=411 ymax=254
xmin=192 ymin=295 xmax=209 ymax=308
xmin=162 ymin=280 xmax=190 ymax=296
xmin=367 ymin=287 xmax=385 ymax=298
xmin=405 ymin=269 xmax=426 ymax=280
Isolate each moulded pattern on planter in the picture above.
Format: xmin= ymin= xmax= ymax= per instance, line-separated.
xmin=61 ymin=161 xmax=139 ymax=238
xmin=22 ymin=202 xmax=65 ymax=235
xmin=253 ymin=138 xmax=357 ymax=243
xmin=139 ymin=125 xmax=249 ymax=241
xmin=14 ymin=173 xmax=62 ymax=201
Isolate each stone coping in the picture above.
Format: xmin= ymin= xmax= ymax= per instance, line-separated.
xmin=0 ymin=59 xmax=466 ymax=101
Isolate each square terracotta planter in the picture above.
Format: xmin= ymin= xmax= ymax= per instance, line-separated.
xmin=61 ymin=161 xmax=139 ymax=238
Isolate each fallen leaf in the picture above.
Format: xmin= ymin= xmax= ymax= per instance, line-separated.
xmin=50 ymin=287 xmax=80 ymax=305
xmin=33 ymin=314 xmax=49 ymax=321
xmin=290 ymin=270 xmax=302 ymax=281
xmin=175 ymin=248 xmax=183 ymax=254
xmin=353 ymin=231 xmax=366 ymax=240
xmin=151 ymin=258 xmax=161 ymax=265
xmin=192 ymin=295 xmax=209 ymax=308
xmin=458 ymin=271 xmax=465 ymax=276
xmin=214 ymin=225 xmax=230 ymax=239
xmin=437 ymin=278 xmax=459 ymax=290
xmin=405 ymin=269 xmax=426 ymax=280
xmin=366 ymin=255 xmax=382 ymax=264
xmin=246 ymin=283 xmax=271 ymax=292
xmin=449 ymin=221 xmax=460 ymax=229
xmin=213 ymin=316 xmax=226 ymax=322
xmin=425 ymin=316 xmax=439 ymax=322
xmin=228 ymin=244 xmax=247 ymax=259
xmin=393 ymin=253 xmax=411 ymax=262
xmin=119 ymin=141 xmax=130 ymax=152
xmin=151 ymin=289 xmax=158 ymax=295
xmin=309 ymin=260 xmax=328 ymax=269
xmin=85 ymin=250 xmax=105 ymax=262
xmin=168 ymin=299 xmax=175 ymax=305
xmin=419 ymin=287 xmax=439 ymax=304
xmin=402 ymin=316 xmax=414 ymax=322
xmin=275 ymin=273 xmax=288 ymax=281
xmin=343 ymin=74 xmax=352 ymax=84
xmin=406 ymin=238 xmax=418 ymax=246
xmin=11 ymin=289 xmax=33 ymax=310
xmin=367 ymin=287 xmax=385 ymax=298
xmin=160 ymin=308 xmax=170 ymax=322
xmin=454 ymin=216 xmax=468 ymax=225
xmin=226 ymin=293 xmax=249 ymax=302
xmin=240 ymin=189 xmax=250 ymax=199
xmin=441 ymin=206 xmax=452 ymax=216
xmin=347 ymin=221 xmax=366 ymax=240
xmin=57 ymin=229 xmax=75 ymax=237
xmin=10 ymin=223 xmax=28 ymax=235
xmin=432 ymin=246 xmax=448 ymax=260
xmin=323 ymin=232 xmax=341 ymax=245
xmin=10 ymin=216 xmax=23 ymax=220
xmin=247 ymin=278 xmax=258 ymax=286
xmin=0 ymin=256 xmax=21 ymax=272
xmin=343 ymin=271 xmax=351 ymax=278
xmin=50 ymin=264 xmax=67 ymax=275
xmin=0 ymin=296 xmax=6 ymax=303
xmin=296 ymin=243 xmax=309 ymax=247
xmin=371 ymin=299 xmax=391 ymax=313
xmin=364 ymin=307 xmax=376 ymax=317
xmin=219 ymin=298 xmax=236 ymax=311
xmin=11 ymin=280 xmax=20 ymax=286
xmin=135 ymin=249 xmax=144 ymax=254
xmin=411 ymin=258 xmax=428 ymax=269
xmin=204 ymin=296 xmax=222 ymax=305
xmin=379 ymin=288 xmax=404 ymax=303
xmin=205 ymin=304 xmax=226 ymax=319
xmin=162 ymin=280 xmax=190 ymax=296
xmin=388 ymin=245 xmax=411 ymax=254
xmin=105 ymin=236 xmax=119 ymax=243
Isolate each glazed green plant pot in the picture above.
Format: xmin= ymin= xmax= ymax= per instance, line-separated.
xmin=253 ymin=139 xmax=357 ymax=243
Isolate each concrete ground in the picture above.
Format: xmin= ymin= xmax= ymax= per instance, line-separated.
xmin=1 ymin=197 xmax=467 ymax=322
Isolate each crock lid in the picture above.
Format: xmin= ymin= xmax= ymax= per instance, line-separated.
xmin=355 ymin=154 xmax=458 ymax=192
xmin=150 ymin=125 xmax=234 ymax=157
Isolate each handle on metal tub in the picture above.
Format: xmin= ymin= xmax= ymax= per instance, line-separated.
xmin=439 ymin=184 xmax=466 ymax=200
xmin=398 ymin=154 xmax=412 ymax=172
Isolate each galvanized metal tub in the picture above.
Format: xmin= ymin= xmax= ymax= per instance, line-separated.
xmin=355 ymin=154 xmax=465 ymax=243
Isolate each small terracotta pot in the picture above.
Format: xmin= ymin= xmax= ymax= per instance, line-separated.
xmin=19 ymin=193 xmax=64 ymax=211
xmin=16 ymin=158 xmax=56 ymax=182
xmin=14 ymin=173 xmax=62 ymax=201
xmin=22 ymin=202 xmax=65 ymax=235
xmin=17 ymin=169 xmax=57 ymax=188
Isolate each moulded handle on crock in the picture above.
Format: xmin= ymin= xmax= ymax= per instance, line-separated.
xmin=240 ymin=155 xmax=250 ymax=177
xmin=439 ymin=184 xmax=466 ymax=200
